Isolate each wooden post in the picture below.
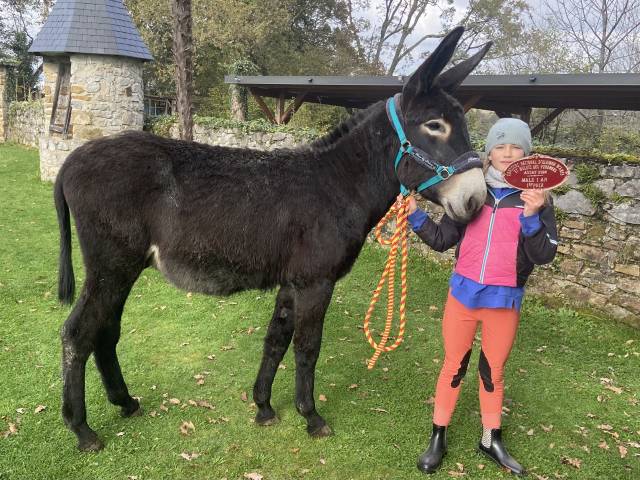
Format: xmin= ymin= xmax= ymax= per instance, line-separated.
xmin=281 ymin=93 xmax=307 ymax=124
xmin=463 ymin=95 xmax=482 ymax=113
xmin=531 ymin=108 xmax=565 ymax=137
xmin=249 ymin=89 xmax=277 ymax=124
xmin=275 ymin=93 xmax=285 ymax=124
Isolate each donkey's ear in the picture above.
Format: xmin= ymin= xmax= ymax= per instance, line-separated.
xmin=402 ymin=26 xmax=465 ymax=101
xmin=435 ymin=42 xmax=493 ymax=93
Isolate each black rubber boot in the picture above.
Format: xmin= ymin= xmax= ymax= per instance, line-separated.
xmin=478 ymin=428 xmax=526 ymax=476
xmin=417 ymin=424 xmax=447 ymax=474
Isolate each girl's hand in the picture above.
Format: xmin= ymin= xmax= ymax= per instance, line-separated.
xmin=397 ymin=193 xmax=418 ymax=214
xmin=521 ymin=190 xmax=545 ymax=217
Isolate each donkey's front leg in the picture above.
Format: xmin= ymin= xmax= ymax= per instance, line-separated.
xmin=253 ymin=284 xmax=295 ymax=425
xmin=292 ymin=279 xmax=335 ymax=437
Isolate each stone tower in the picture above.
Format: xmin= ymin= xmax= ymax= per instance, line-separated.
xmin=29 ymin=0 xmax=153 ymax=181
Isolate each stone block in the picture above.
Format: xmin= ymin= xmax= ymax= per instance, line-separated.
xmin=594 ymin=179 xmax=615 ymax=196
xmin=615 ymin=179 xmax=640 ymax=200
xmin=75 ymin=126 xmax=104 ymax=140
xmin=560 ymin=227 xmax=582 ymax=240
xmin=71 ymin=85 xmax=86 ymax=94
xmin=72 ymin=110 xmax=92 ymax=125
xmin=555 ymin=190 xmax=596 ymax=216
xmin=614 ymin=264 xmax=640 ymax=277
xmin=557 ymin=244 xmax=570 ymax=255
xmin=563 ymin=219 xmax=586 ymax=230
xmin=618 ymin=278 xmax=640 ymax=295
xmin=559 ymin=259 xmax=583 ymax=275
xmin=607 ymin=202 xmax=640 ymax=225
xmin=612 ymin=292 xmax=640 ymax=314
xmin=571 ymin=243 xmax=607 ymax=263
xmin=601 ymin=165 xmax=637 ymax=178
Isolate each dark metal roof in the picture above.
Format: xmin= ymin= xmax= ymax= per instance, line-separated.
xmin=29 ymin=0 xmax=152 ymax=61
xmin=225 ymin=73 xmax=640 ymax=111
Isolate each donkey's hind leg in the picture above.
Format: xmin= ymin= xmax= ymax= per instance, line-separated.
xmin=292 ymin=279 xmax=335 ymax=437
xmin=253 ymin=285 xmax=295 ymax=426
xmin=93 ymin=271 xmax=143 ymax=418
xmin=61 ymin=267 xmax=141 ymax=451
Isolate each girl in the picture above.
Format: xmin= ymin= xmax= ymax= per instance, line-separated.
xmin=407 ymin=118 xmax=558 ymax=476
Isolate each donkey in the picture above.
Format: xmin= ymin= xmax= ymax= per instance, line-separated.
xmin=54 ymin=27 xmax=491 ymax=451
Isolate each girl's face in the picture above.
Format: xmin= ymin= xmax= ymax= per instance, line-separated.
xmin=489 ymin=144 xmax=525 ymax=172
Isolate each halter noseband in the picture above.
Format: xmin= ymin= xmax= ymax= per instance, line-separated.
xmin=386 ymin=94 xmax=483 ymax=196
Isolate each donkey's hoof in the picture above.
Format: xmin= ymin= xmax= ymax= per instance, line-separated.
xmin=308 ymin=424 xmax=333 ymax=438
xmin=78 ymin=436 xmax=104 ymax=452
xmin=120 ymin=399 xmax=142 ymax=418
xmin=256 ymin=414 xmax=280 ymax=426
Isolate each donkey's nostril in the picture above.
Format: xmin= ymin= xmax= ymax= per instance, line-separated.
xmin=466 ymin=197 xmax=476 ymax=212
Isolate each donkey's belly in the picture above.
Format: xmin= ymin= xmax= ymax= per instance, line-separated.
xmin=145 ymin=245 xmax=276 ymax=296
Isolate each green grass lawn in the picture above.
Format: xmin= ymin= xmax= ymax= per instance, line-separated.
xmin=0 ymin=143 xmax=638 ymax=480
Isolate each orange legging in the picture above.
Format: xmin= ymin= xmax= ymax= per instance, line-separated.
xmin=432 ymin=291 xmax=520 ymax=429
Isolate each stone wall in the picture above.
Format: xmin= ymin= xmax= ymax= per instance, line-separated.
xmin=167 ymin=123 xmax=304 ymax=150
xmin=39 ymin=54 xmax=145 ymax=181
xmin=411 ymin=158 xmax=640 ymax=328
xmin=6 ymin=100 xmax=45 ymax=147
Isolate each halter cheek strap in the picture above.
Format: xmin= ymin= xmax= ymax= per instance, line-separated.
xmin=386 ymin=94 xmax=482 ymax=195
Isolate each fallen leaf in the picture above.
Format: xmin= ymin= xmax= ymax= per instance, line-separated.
xmin=561 ymin=457 xmax=581 ymax=469
xmin=597 ymin=424 xmax=613 ymax=431
xmin=16 ymin=408 xmax=25 ymax=414
xmin=477 ymin=464 xmax=485 ymax=470
xmin=318 ymin=394 xmax=327 ymax=402
xmin=1 ymin=422 xmax=18 ymax=438
xmin=180 ymin=421 xmax=195 ymax=436
xmin=291 ymin=447 xmax=300 ymax=454
xmin=240 ymin=392 xmax=248 ymax=402
xmin=319 ymin=458 xmax=326 ymax=465
xmin=619 ymin=445 xmax=628 ymax=458
xmin=243 ymin=473 xmax=263 ymax=480
xmin=447 ymin=471 xmax=465 ymax=477
xmin=169 ymin=398 xmax=181 ymax=405
xmin=34 ymin=405 xmax=46 ymax=414
xmin=348 ymin=384 xmax=358 ymax=390
xmin=605 ymin=385 xmax=623 ymax=394
xmin=598 ymin=440 xmax=609 ymax=450
xmin=180 ymin=452 xmax=200 ymax=461
xmin=541 ymin=424 xmax=554 ymax=432
xmin=527 ymin=428 xmax=535 ymax=436
xmin=116 ymin=431 xmax=125 ymax=437
xmin=370 ymin=407 xmax=388 ymax=413
xmin=455 ymin=462 xmax=464 ymax=472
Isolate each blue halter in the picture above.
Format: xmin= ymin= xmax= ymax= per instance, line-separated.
xmin=386 ymin=94 xmax=482 ymax=196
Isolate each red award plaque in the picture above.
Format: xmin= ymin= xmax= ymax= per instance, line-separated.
xmin=503 ymin=154 xmax=569 ymax=190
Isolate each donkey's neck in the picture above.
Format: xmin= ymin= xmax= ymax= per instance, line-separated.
xmin=313 ymin=102 xmax=401 ymax=233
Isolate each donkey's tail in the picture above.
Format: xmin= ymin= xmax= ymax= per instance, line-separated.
xmin=54 ymin=177 xmax=75 ymax=305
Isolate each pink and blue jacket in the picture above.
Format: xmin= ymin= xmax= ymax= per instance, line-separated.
xmin=409 ymin=187 xmax=558 ymax=310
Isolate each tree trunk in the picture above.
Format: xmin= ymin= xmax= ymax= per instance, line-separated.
xmin=229 ymin=84 xmax=247 ymax=122
xmin=171 ymin=0 xmax=194 ymax=141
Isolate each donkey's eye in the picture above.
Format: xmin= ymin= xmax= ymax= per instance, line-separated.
xmin=425 ymin=121 xmax=444 ymax=131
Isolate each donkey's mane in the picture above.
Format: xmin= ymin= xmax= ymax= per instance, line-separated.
xmin=309 ymin=101 xmax=384 ymax=153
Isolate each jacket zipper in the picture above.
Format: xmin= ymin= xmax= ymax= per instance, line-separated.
xmin=478 ymin=189 xmax=520 ymax=283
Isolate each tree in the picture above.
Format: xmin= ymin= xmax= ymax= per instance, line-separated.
xmin=543 ymin=0 xmax=640 ymax=73
xmin=346 ymin=0 xmax=530 ymax=75
xmin=171 ymin=0 xmax=194 ymax=140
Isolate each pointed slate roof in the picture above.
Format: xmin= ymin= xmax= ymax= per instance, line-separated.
xmin=29 ymin=0 xmax=153 ymax=61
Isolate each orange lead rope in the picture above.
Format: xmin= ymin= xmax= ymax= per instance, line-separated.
xmin=363 ymin=195 xmax=410 ymax=370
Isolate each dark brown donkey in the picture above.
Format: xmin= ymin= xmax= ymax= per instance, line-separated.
xmin=54 ymin=27 xmax=491 ymax=451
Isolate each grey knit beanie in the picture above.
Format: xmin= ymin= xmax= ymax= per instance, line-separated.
xmin=485 ymin=118 xmax=532 ymax=156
